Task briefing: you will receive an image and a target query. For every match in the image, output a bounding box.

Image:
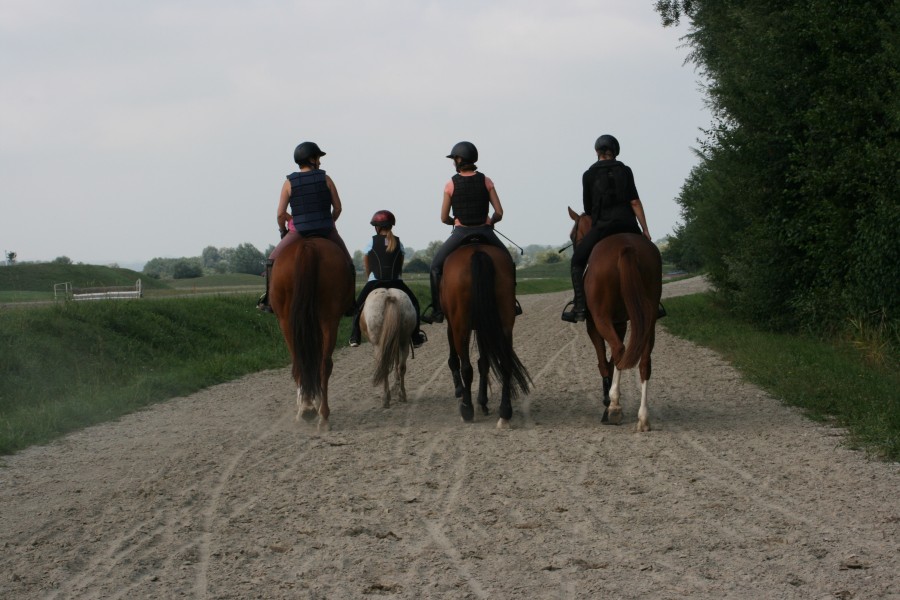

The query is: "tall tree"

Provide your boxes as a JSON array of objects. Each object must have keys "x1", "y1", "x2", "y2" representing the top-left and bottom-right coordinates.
[{"x1": 657, "y1": 0, "x2": 900, "y2": 334}]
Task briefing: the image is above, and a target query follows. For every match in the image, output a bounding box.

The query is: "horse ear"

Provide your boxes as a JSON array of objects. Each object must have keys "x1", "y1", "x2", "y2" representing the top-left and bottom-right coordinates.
[{"x1": 568, "y1": 206, "x2": 579, "y2": 221}]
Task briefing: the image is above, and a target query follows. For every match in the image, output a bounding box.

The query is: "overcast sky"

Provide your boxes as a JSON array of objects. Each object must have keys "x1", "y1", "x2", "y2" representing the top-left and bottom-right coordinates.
[{"x1": 1, "y1": 0, "x2": 709, "y2": 269}]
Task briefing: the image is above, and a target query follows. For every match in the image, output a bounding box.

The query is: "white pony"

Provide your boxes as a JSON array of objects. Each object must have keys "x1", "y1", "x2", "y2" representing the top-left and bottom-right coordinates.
[{"x1": 360, "y1": 287, "x2": 417, "y2": 407}]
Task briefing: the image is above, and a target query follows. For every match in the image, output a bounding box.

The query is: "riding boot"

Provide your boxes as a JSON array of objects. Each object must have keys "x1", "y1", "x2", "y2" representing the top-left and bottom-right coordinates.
[
  {"x1": 561, "y1": 265, "x2": 587, "y2": 323},
  {"x1": 257, "y1": 259, "x2": 274, "y2": 313},
  {"x1": 422, "y1": 271, "x2": 444, "y2": 324},
  {"x1": 349, "y1": 310, "x2": 362, "y2": 347},
  {"x1": 513, "y1": 263, "x2": 523, "y2": 316},
  {"x1": 343, "y1": 263, "x2": 357, "y2": 317}
]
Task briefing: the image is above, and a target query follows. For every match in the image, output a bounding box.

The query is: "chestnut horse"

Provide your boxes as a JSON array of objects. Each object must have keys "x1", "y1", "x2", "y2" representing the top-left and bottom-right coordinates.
[
  {"x1": 568, "y1": 207, "x2": 662, "y2": 432},
  {"x1": 360, "y1": 287, "x2": 417, "y2": 408},
  {"x1": 441, "y1": 241, "x2": 530, "y2": 428},
  {"x1": 269, "y1": 236, "x2": 354, "y2": 432}
]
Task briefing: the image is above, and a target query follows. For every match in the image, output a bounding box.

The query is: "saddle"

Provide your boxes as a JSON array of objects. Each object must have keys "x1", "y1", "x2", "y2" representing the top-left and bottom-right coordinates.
[{"x1": 457, "y1": 233, "x2": 492, "y2": 247}]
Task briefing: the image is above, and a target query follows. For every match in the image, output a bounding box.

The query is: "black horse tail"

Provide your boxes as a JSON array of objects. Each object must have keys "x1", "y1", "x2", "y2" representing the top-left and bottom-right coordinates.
[
  {"x1": 470, "y1": 250, "x2": 531, "y2": 399},
  {"x1": 618, "y1": 246, "x2": 654, "y2": 370},
  {"x1": 290, "y1": 240, "x2": 323, "y2": 397},
  {"x1": 373, "y1": 294, "x2": 403, "y2": 386}
]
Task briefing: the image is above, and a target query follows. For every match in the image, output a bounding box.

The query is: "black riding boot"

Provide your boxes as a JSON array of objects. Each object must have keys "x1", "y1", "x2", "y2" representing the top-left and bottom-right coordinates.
[
  {"x1": 257, "y1": 259, "x2": 274, "y2": 313},
  {"x1": 349, "y1": 310, "x2": 362, "y2": 347},
  {"x1": 561, "y1": 265, "x2": 587, "y2": 323},
  {"x1": 422, "y1": 271, "x2": 444, "y2": 324}
]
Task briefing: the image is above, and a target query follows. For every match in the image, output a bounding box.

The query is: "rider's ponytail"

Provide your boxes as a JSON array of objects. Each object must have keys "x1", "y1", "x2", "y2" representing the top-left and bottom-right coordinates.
[{"x1": 379, "y1": 227, "x2": 398, "y2": 253}]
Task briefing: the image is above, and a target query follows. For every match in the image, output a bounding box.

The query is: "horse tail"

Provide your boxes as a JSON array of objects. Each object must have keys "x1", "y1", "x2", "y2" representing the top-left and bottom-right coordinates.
[
  {"x1": 290, "y1": 240, "x2": 323, "y2": 397},
  {"x1": 618, "y1": 245, "x2": 654, "y2": 370},
  {"x1": 373, "y1": 295, "x2": 403, "y2": 386},
  {"x1": 470, "y1": 250, "x2": 531, "y2": 398}
]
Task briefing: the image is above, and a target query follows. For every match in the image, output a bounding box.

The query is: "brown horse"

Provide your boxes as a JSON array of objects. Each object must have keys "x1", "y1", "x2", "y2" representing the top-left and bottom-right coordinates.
[
  {"x1": 568, "y1": 207, "x2": 662, "y2": 432},
  {"x1": 441, "y1": 241, "x2": 531, "y2": 428},
  {"x1": 269, "y1": 236, "x2": 354, "y2": 432}
]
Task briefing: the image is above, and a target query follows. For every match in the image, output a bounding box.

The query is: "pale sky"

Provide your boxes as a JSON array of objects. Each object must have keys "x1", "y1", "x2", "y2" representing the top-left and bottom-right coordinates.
[{"x1": 1, "y1": 0, "x2": 709, "y2": 269}]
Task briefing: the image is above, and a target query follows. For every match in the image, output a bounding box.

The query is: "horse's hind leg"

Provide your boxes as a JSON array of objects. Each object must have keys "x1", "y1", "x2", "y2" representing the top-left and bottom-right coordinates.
[
  {"x1": 317, "y1": 358, "x2": 333, "y2": 432},
  {"x1": 497, "y1": 371, "x2": 512, "y2": 430},
  {"x1": 447, "y1": 329, "x2": 464, "y2": 399},
  {"x1": 382, "y1": 376, "x2": 392, "y2": 409},
  {"x1": 297, "y1": 387, "x2": 318, "y2": 422},
  {"x1": 477, "y1": 355, "x2": 490, "y2": 416},
  {"x1": 397, "y1": 349, "x2": 408, "y2": 403},
  {"x1": 607, "y1": 367, "x2": 623, "y2": 425},
  {"x1": 635, "y1": 335, "x2": 654, "y2": 432}
]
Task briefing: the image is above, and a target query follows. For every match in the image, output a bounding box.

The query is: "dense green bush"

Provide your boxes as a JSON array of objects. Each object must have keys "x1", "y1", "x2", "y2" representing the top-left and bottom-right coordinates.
[{"x1": 656, "y1": 1, "x2": 899, "y2": 348}]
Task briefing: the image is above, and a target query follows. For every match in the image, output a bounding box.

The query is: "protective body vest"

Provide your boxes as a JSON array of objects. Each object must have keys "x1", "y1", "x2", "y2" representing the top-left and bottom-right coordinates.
[
  {"x1": 450, "y1": 172, "x2": 490, "y2": 226},
  {"x1": 368, "y1": 235, "x2": 403, "y2": 280},
  {"x1": 584, "y1": 161, "x2": 634, "y2": 227},
  {"x1": 288, "y1": 169, "x2": 334, "y2": 233}
]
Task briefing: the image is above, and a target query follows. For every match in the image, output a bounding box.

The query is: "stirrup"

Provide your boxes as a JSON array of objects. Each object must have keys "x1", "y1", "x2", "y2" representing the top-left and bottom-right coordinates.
[
  {"x1": 256, "y1": 294, "x2": 273, "y2": 313},
  {"x1": 411, "y1": 330, "x2": 427, "y2": 348},
  {"x1": 561, "y1": 300, "x2": 586, "y2": 323},
  {"x1": 657, "y1": 303, "x2": 667, "y2": 319},
  {"x1": 515, "y1": 299, "x2": 523, "y2": 316}
]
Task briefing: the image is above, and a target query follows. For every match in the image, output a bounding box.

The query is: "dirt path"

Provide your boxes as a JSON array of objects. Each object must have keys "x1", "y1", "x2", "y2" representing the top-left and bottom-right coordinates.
[{"x1": 1, "y1": 277, "x2": 897, "y2": 599}]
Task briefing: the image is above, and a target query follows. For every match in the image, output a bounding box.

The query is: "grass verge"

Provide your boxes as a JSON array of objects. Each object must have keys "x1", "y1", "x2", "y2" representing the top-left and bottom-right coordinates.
[
  {"x1": 661, "y1": 293, "x2": 900, "y2": 461},
  {"x1": 0, "y1": 295, "x2": 358, "y2": 456}
]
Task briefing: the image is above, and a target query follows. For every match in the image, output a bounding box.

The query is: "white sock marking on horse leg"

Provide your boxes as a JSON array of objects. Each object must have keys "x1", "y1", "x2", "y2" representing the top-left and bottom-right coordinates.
[{"x1": 637, "y1": 379, "x2": 651, "y2": 432}]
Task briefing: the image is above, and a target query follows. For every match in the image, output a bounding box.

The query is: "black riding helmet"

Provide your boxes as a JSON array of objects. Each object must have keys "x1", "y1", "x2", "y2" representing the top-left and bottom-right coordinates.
[
  {"x1": 446, "y1": 141, "x2": 478, "y2": 164},
  {"x1": 594, "y1": 134, "x2": 620, "y2": 157},
  {"x1": 294, "y1": 141, "x2": 326, "y2": 166}
]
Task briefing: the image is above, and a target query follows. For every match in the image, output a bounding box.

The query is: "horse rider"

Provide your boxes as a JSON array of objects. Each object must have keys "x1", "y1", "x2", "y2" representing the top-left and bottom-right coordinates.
[
  {"x1": 561, "y1": 134, "x2": 654, "y2": 323},
  {"x1": 349, "y1": 210, "x2": 428, "y2": 348},
  {"x1": 421, "y1": 141, "x2": 521, "y2": 324},
  {"x1": 258, "y1": 141, "x2": 355, "y2": 313}
]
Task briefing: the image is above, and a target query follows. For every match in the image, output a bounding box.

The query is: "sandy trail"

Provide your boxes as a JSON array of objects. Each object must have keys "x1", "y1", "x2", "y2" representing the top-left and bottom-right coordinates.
[{"x1": 1, "y1": 277, "x2": 897, "y2": 599}]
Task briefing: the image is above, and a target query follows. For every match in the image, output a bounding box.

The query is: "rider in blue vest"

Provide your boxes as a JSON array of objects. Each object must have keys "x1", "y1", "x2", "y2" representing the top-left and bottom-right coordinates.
[
  {"x1": 421, "y1": 141, "x2": 521, "y2": 324},
  {"x1": 349, "y1": 210, "x2": 427, "y2": 348},
  {"x1": 258, "y1": 141, "x2": 354, "y2": 313}
]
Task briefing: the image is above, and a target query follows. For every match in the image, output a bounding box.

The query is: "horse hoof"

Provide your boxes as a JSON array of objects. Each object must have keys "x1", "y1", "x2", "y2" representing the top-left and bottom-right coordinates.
[
  {"x1": 635, "y1": 421, "x2": 651, "y2": 433},
  {"x1": 300, "y1": 408, "x2": 318, "y2": 422},
  {"x1": 455, "y1": 387, "x2": 464, "y2": 399},
  {"x1": 317, "y1": 419, "x2": 331, "y2": 433},
  {"x1": 606, "y1": 408, "x2": 623, "y2": 425},
  {"x1": 496, "y1": 418, "x2": 510, "y2": 430},
  {"x1": 480, "y1": 404, "x2": 490, "y2": 416},
  {"x1": 460, "y1": 404, "x2": 474, "y2": 422},
  {"x1": 601, "y1": 408, "x2": 609, "y2": 423}
]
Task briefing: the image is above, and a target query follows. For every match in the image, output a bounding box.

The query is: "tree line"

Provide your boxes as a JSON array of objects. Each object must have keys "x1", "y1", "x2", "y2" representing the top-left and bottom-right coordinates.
[
  {"x1": 142, "y1": 241, "x2": 573, "y2": 279},
  {"x1": 656, "y1": 1, "x2": 898, "y2": 343}
]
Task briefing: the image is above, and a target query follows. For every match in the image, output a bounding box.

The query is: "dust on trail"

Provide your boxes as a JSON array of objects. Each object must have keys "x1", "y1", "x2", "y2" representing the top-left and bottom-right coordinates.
[{"x1": 2, "y1": 277, "x2": 898, "y2": 599}]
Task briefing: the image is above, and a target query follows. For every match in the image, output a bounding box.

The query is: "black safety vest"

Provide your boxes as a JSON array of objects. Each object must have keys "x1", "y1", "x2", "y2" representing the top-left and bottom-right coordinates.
[
  {"x1": 450, "y1": 172, "x2": 490, "y2": 226},
  {"x1": 288, "y1": 169, "x2": 333, "y2": 233},
  {"x1": 585, "y1": 161, "x2": 634, "y2": 227},
  {"x1": 367, "y1": 235, "x2": 403, "y2": 280}
]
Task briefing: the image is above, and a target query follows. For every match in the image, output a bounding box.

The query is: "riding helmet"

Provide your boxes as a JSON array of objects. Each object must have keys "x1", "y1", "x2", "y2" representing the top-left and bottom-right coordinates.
[
  {"x1": 446, "y1": 141, "x2": 478, "y2": 163},
  {"x1": 370, "y1": 210, "x2": 396, "y2": 228},
  {"x1": 293, "y1": 141, "x2": 326, "y2": 165},
  {"x1": 594, "y1": 134, "x2": 620, "y2": 157}
]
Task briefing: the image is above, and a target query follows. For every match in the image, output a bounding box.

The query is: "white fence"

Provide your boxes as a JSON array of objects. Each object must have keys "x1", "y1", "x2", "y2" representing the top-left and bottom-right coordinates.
[{"x1": 54, "y1": 279, "x2": 143, "y2": 301}]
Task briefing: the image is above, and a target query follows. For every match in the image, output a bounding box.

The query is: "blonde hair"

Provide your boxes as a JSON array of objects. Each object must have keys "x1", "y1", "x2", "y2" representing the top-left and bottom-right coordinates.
[{"x1": 377, "y1": 227, "x2": 397, "y2": 253}]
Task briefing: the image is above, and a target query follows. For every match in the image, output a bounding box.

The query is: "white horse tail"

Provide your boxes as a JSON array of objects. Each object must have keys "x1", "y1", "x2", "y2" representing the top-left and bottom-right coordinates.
[{"x1": 373, "y1": 295, "x2": 403, "y2": 386}]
